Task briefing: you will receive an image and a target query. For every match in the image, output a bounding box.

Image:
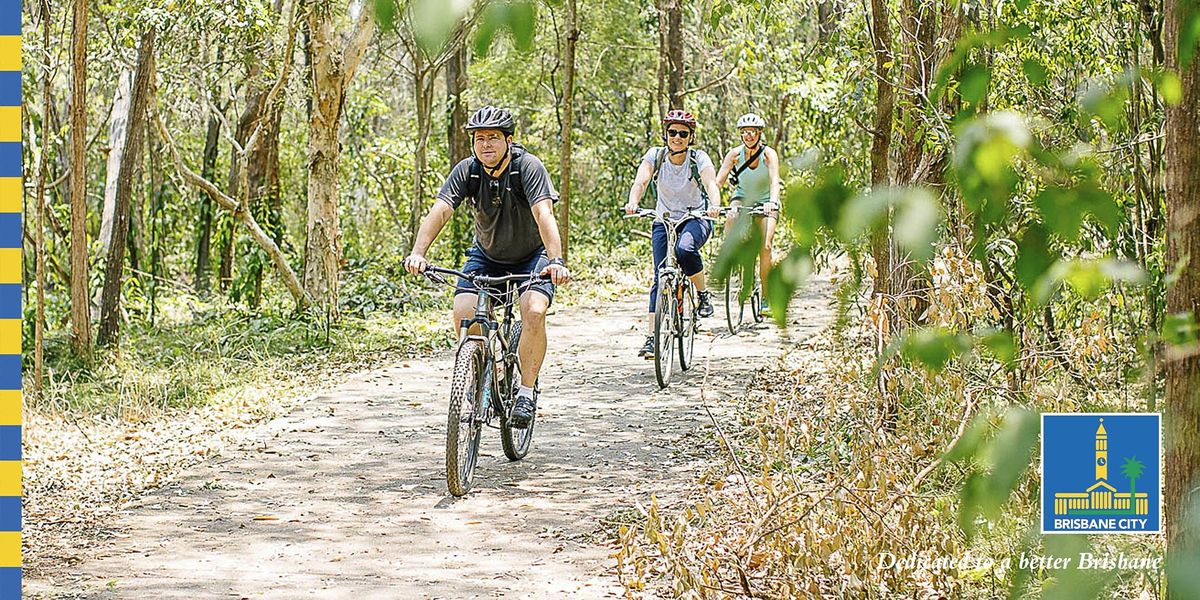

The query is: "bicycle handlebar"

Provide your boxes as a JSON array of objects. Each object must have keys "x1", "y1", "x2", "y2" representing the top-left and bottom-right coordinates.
[
  {"x1": 622, "y1": 208, "x2": 717, "y2": 223},
  {"x1": 423, "y1": 265, "x2": 549, "y2": 287},
  {"x1": 719, "y1": 204, "x2": 776, "y2": 217}
]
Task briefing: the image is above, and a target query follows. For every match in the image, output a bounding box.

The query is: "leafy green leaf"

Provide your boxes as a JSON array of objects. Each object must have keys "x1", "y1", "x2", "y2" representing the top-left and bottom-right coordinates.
[
  {"x1": 959, "y1": 63, "x2": 991, "y2": 106},
  {"x1": 413, "y1": 0, "x2": 473, "y2": 54},
  {"x1": 765, "y1": 249, "x2": 812, "y2": 326},
  {"x1": 1014, "y1": 223, "x2": 1055, "y2": 289},
  {"x1": 712, "y1": 210, "x2": 763, "y2": 285},
  {"x1": 892, "y1": 187, "x2": 942, "y2": 262},
  {"x1": 1022, "y1": 58, "x2": 1047, "y2": 86},
  {"x1": 373, "y1": 0, "x2": 397, "y2": 32},
  {"x1": 783, "y1": 166, "x2": 851, "y2": 250},
  {"x1": 956, "y1": 408, "x2": 1038, "y2": 539},
  {"x1": 976, "y1": 328, "x2": 1016, "y2": 368},
  {"x1": 1034, "y1": 258, "x2": 1146, "y2": 305},
  {"x1": 900, "y1": 327, "x2": 973, "y2": 373},
  {"x1": 1081, "y1": 79, "x2": 1129, "y2": 131},
  {"x1": 473, "y1": 0, "x2": 537, "y2": 56}
]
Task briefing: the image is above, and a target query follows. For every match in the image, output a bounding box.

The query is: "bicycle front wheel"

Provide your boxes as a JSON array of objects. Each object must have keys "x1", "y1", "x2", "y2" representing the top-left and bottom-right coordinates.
[
  {"x1": 752, "y1": 277, "x2": 765, "y2": 324},
  {"x1": 724, "y1": 265, "x2": 744, "y2": 335},
  {"x1": 678, "y1": 282, "x2": 696, "y2": 371},
  {"x1": 446, "y1": 340, "x2": 487, "y2": 497},
  {"x1": 654, "y1": 281, "x2": 676, "y2": 389},
  {"x1": 500, "y1": 321, "x2": 535, "y2": 460}
]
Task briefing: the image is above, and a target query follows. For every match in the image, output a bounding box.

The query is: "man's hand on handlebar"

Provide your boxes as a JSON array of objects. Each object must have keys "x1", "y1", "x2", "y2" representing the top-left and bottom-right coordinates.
[
  {"x1": 403, "y1": 254, "x2": 429, "y2": 275},
  {"x1": 539, "y1": 262, "x2": 571, "y2": 285},
  {"x1": 623, "y1": 201, "x2": 640, "y2": 215}
]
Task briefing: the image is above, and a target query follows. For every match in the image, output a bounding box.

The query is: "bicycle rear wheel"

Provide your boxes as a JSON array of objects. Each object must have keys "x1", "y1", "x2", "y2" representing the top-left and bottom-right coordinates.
[
  {"x1": 654, "y1": 281, "x2": 675, "y2": 389},
  {"x1": 500, "y1": 321, "x2": 535, "y2": 460},
  {"x1": 678, "y1": 282, "x2": 696, "y2": 371},
  {"x1": 724, "y1": 265, "x2": 744, "y2": 334},
  {"x1": 446, "y1": 340, "x2": 487, "y2": 497}
]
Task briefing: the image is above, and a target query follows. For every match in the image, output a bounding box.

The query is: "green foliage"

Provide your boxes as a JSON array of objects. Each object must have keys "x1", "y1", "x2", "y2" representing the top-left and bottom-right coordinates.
[{"x1": 945, "y1": 408, "x2": 1039, "y2": 539}]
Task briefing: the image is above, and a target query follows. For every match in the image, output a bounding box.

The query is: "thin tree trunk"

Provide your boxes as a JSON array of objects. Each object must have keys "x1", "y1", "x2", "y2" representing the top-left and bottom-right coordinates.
[
  {"x1": 68, "y1": 0, "x2": 92, "y2": 357},
  {"x1": 218, "y1": 218, "x2": 235, "y2": 290},
  {"x1": 194, "y1": 109, "x2": 220, "y2": 292},
  {"x1": 1164, "y1": 0, "x2": 1200, "y2": 593},
  {"x1": 868, "y1": 0, "x2": 894, "y2": 298},
  {"x1": 99, "y1": 69, "x2": 132, "y2": 255},
  {"x1": 34, "y1": 0, "x2": 52, "y2": 392},
  {"x1": 818, "y1": 1, "x2": 840, "y2": 43},
  {"x1": 665, "y1": 0, "x2": 684, "y2": 109},
  {"x1": 304, "y1": 3, "x2": 374, "y2": 314},
  {"x1": 409, "y1": 51, "x2": 431, "y2": 248},
  {"x1": 558, "y1": 0, "x2": 578, "y2": 262},
  {"x1": 97, "y1": 30, "x2": 155, "y2": 347},
  {"x1": 445, "y1": 40, "x2": 470, "y2": 264}
]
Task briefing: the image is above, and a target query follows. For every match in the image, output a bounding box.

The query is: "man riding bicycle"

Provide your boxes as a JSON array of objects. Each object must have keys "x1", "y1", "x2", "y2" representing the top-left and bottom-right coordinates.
[
  {"x1": 404, "y1": 106, "x2": 570, "y2": 428},
  {"x1": 715, "y1": 113, "x2": 781, "y2": 315},
  {"x1": 624, "y1": 109, "x2": 723, "y2": 359}
]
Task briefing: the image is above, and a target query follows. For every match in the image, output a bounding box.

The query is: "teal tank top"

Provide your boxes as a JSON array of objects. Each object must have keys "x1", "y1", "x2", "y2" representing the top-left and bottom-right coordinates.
[{"x1": 732, "y1": 145, "x2": 772, "y2": 205}]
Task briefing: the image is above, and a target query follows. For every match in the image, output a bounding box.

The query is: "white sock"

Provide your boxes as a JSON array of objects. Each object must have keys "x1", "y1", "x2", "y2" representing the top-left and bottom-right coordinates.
[{"x1": 518, "y1": 385, "x2": 535, "y2": 400}]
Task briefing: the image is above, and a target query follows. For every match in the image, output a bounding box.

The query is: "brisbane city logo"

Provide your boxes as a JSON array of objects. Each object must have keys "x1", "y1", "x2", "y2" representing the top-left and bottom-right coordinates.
[{"x1": 1041, "y1": 413, "x2": 1161, "y2": 534}]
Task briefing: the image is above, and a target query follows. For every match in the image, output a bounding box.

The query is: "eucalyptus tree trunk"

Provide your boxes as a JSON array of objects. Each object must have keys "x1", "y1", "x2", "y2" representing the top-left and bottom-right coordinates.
[
  {"x1": 194, "y1": 109, "x2": 220, "y2": 292},
  {"x1": 99, "y1": 69, "x2": 132, "y2": 255},
  {"x1": 304, "y1": 2, "x2": 374, "y2": 315},
  {"x1": 445, "y1": 40, "x2": 471, "y2": 264},
  {"x1": 868, "y1": 0, "x2": 894, "y2": 298},
  {"x1": 33, "y1": 0, "x2": 52, "y2": 391},
  {"x1": 558, "y1": 0, "x2": 578, "y2": 262},
  {"x1": 97, "y1": 30, "x2": 155, "y2": 347},
  {"x1": 68, "y1": 0, "x2": 92, "y2": 356},
  {"x1": 1163, "y1": 1, "x2": 1200, "y2": 595}
]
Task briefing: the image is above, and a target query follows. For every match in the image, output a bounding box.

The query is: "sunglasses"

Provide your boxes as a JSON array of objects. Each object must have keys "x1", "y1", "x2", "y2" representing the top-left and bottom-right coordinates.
[{"x1": 666, "y1": 129, "x2": 691, "y2": 139}]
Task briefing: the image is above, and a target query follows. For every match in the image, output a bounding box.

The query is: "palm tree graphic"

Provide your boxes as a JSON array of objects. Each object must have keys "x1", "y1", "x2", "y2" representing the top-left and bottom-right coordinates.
[{"x1": 1122, "y1": 456, "x2": 1146, "y2": 508}]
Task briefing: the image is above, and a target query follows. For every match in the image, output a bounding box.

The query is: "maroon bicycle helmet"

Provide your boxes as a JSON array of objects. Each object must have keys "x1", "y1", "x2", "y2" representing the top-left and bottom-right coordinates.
[{"x1": 662, "y1": 109, "x2": 698, "y2": 132}]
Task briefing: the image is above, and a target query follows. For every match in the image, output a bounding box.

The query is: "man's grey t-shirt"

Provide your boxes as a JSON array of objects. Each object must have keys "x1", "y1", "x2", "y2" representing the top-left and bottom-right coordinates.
[
  {"x1": 642, "y1": 147, "x2": 714, "y2": 217},
  {"x1": 437, "y1": 150, "x2": 559, "y2": 265}
]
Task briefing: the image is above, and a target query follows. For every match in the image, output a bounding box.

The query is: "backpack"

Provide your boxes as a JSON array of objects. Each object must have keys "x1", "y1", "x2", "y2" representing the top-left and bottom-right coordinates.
[
  {"x1": 462, "y1": 142, "x2": 527, "y2": 205},
  {"x1": 647, "y1": 146, "x2": 709, "y2": 208}
]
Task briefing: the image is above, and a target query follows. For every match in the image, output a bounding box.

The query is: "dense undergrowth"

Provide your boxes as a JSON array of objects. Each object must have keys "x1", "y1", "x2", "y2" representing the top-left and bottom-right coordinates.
[{"x1": 616, "y1": 250, "x2": 1165, "y2": 599}]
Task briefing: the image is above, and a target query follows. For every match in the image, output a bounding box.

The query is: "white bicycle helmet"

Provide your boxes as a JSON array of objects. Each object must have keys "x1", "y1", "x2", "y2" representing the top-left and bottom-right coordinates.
[{"x1": 736, "y1": 113, "x2": 766, "y2": 129}]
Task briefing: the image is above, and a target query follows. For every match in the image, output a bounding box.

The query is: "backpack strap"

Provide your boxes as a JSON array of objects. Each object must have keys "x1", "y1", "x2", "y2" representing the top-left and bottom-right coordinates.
[
  {"x1": 690, "y1": 149, "x2": 709, "y2": 208},
  {"x1": 729, "y1": 145, "x2": 765, "y2": 186},
  {"x1": 462, "y1": 142, "x2": 526, "y2": 203},
  {"x1": 464, "y1": 157, "x2": 483, "y2": 200}
]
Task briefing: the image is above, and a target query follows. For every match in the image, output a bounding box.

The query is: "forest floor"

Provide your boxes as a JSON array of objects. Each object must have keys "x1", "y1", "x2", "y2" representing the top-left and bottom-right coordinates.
[{"x1": 24, "y1": 274, "x2": 835, "y2": 599}]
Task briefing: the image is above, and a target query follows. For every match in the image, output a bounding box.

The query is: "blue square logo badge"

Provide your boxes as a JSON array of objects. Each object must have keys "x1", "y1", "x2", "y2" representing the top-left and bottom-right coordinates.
[{"x1": 1041, "y1": 413, "x2": 1161, "y2": 534}]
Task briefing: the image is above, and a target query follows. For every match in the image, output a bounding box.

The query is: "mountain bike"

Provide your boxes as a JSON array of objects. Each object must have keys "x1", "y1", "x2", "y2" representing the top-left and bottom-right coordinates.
[
  {"x1": 422, "y1": 265, "x2": 546, "y2": 497},
  {"x1": 627, "y1": 208, "x2": 715, "y2": 389},
  {"x1": 720, "y1": 204, "x2": 771, "y2": 334}
]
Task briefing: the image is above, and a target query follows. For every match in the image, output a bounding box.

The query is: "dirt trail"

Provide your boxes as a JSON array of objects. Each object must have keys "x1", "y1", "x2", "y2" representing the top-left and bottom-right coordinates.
[{"x1": 28, "y1": 275, "x2": 834, "y2": 599}]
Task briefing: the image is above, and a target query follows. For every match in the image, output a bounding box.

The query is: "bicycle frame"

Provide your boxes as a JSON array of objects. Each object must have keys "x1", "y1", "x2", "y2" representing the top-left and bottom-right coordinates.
[{"x1": 426, "y1": 267, "x2": 537, "y2": 425}]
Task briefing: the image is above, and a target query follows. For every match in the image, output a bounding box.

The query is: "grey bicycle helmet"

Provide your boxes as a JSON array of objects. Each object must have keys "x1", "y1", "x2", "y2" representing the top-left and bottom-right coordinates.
[
  {"x1": 466, "y1": 106, "x2": 515, "y2": 135},
  {"x1": 737, "y1": 113, "x2": 766, "y2": 129}
]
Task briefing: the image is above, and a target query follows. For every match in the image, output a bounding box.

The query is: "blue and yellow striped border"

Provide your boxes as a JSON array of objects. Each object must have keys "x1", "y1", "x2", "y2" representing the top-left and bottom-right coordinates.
[{"x1": 0, "y1": 0, "x2": 19, "y2": 595}]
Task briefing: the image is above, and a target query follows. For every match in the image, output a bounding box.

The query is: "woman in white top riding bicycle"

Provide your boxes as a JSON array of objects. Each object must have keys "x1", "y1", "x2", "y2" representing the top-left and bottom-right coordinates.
[
  {"x1": 624, "y1": 109, "x2": 723, "y2": 359},
  {"x1": 715, "y1": 112, "x2": 781, "y2": 316}
]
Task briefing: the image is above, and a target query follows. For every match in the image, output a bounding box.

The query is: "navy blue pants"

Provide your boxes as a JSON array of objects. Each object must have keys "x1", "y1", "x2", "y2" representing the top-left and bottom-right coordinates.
[{"x1": 648, "y1": 219, "x2": 712, "y2": 312}]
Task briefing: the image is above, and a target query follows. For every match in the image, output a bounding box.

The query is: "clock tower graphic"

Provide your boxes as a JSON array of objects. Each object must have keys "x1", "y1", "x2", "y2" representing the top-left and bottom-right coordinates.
[{"x1": 1053, "y1": 418, "x2": 1148, "y2": 516}]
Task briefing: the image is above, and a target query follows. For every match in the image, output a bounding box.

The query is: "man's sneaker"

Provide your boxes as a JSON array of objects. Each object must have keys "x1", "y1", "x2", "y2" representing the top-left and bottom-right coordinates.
[
  {"x1": 760, "y1": 298, "x2": 770, "y2": 315},
  {"x1": 698, "y1": 291, "x2": 715, "y2": 317},
  {"x1": 638, "y1": 335, "x2": 655, "y2": 359},
  {"x1": 510, "y1": 393, "x2": 536, "y2": 429}
]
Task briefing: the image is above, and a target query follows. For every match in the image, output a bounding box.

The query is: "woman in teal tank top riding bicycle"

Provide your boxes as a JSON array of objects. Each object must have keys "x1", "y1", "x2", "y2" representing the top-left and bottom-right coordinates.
[{"x1": 715, "y1": 113, "x2": 781, "y2": 315}]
